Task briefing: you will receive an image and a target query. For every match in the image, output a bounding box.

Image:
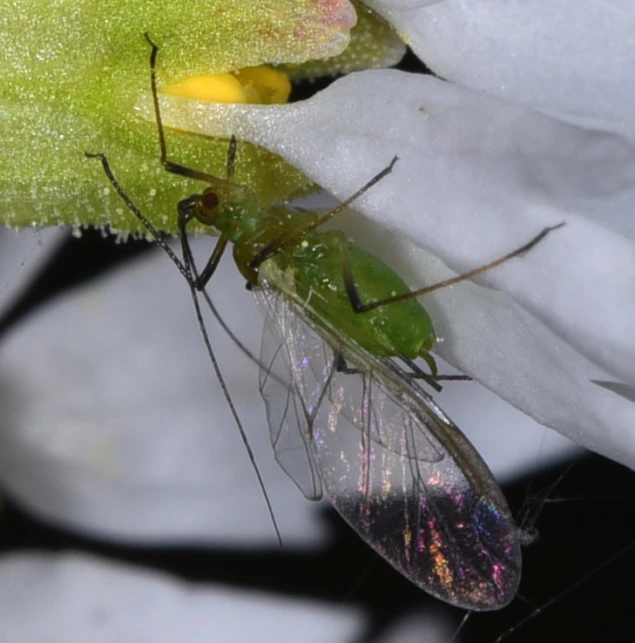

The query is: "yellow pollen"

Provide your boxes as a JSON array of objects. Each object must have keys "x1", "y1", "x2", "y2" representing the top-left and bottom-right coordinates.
[{"x1": 162, "y1": 66, "x2": 291, "y2": 105}]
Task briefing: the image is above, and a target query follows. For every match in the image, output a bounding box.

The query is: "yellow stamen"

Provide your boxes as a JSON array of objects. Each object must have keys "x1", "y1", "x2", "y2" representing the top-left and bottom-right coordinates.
[
  {"x1": 234, "y1": 66, "x2": 291, "y2": 104},
  {"x1": 162, "y1": 66, "x2": 291, "y2": 105},
  {"x1": 162, "y1": 74, "x2": 247, "y2": 103}
]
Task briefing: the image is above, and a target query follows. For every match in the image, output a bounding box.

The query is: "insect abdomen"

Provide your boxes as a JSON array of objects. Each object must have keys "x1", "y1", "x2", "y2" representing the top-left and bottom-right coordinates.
[{"x1": 282, "y1": 231, "x2": 436, "y2": 359}]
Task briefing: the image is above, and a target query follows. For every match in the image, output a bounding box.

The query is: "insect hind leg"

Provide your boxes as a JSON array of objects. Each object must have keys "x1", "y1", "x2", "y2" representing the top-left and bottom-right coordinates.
[
  {"x1": 334, "y1": 352, "x2": 362, "y2": 375},
  {"x1": 343, "y1": 221, "x2": 565, "y2": 313}
]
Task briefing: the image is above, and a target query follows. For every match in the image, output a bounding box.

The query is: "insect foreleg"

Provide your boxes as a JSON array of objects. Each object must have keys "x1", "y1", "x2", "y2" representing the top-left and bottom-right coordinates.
[
  {"x1": 175, "y1": 196, "x2": 229, "y2": 290},
  {"x1": 192, "y1": 233, "x2": 229, "y2": 290},
  {"x1": 226, "y1": 135, "x2": 237, "y2": 181},
  {"x1": 145, "y1": 33, "x2": 237, "y2": 187}
]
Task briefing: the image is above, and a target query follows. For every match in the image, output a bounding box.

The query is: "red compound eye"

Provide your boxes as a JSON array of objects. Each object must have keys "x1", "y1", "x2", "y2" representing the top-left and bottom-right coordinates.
[{"x1": 202, "y1": 192, "x2": 219, "y2": 210}]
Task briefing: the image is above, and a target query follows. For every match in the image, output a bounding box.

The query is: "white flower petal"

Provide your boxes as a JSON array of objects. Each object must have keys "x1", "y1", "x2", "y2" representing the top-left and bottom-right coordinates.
[
  {"x1": 377, "y1": 612, "x2": 455, "y2": 643},
  {"x1": 1, "y1": 7, "x2": 627, "y2": 636},
  {"x1": 152, "y1": 69, "x2": 635, "y2": 468},
  {"x1": 0, "y1": 240, "x2": 326, "y2": 546},
  {"x1": 0, "y1": 552, "x2": 367, "y2": 643},
  {"x1": 365, "y1": 0, "x2": 635, "y2": 135}
]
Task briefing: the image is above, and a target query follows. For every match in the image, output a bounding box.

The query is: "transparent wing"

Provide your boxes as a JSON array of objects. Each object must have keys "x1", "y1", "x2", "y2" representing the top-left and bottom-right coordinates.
[
  {"x1": 257, "y1": 285, "x2": 323, "y2": 500},
  {"x1": 259, "y1": 288, "x2": 443, "y2": 464},
  {"x1": 255, "y1": 280, "x2": 521, "y2": 611}
]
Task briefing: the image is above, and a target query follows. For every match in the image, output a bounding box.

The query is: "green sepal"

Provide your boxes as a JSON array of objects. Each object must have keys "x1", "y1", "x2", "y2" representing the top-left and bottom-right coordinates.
[{"x1": 1, "y1": 0, "x2": 356, "y2": 233}]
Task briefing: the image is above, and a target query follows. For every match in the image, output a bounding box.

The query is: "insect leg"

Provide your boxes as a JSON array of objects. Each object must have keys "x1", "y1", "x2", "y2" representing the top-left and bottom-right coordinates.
[
  {"x1": 400, "y1": 353, "x2": 472, "y2": 385},
  {"x1": 144, "y1": 33, "x2": 237, "y2": 188},
  {"x1": 334, "y1": 352, "x2": 361, "y2": 375},
  {"x1": 331, "y1": 233, "x2": 470, "y2": 388},
  {"x1": 346, "y1": 223, "x2": 565, "y2": 313},
  {"x1": 226, "y1": 135, "x2": 237, "y2": 181},
  {"x1": 142, "y1": 32, "x2": 236, "y2": 288},
  {"x1": 179, "y1": 244, "x2": 284, "y2": 546},
  {"x1": 175, "y1": 196, "x2": 229, "y2": 290},
  {"x1": 248, "y1": 157, "x2": 399, "y2": 269},
  {"x1": 143, "y1": 32, "x2": 271, "y2": 367}
]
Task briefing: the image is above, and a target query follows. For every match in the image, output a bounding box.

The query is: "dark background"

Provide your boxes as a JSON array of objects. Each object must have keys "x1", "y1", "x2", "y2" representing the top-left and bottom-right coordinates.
[{"x1": 0, "y1": 49, "x2": 633, "y2": 643}]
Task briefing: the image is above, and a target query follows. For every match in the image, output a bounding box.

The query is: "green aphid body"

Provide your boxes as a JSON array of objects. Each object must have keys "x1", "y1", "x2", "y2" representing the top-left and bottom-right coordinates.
[
  {"x1": 282, "y1": 230, "x2": 435, "y2": 359},
  {"x1": 213, "y1": 198, "x2": 436, "y2": 360}
]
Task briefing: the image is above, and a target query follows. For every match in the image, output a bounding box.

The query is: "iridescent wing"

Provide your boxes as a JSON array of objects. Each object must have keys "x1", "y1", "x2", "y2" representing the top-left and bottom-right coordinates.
[
  {"x1": 255, "y1": 279, "x2": 522, "y2": 610},
  {"x1": 258, "y1": 290, "x2": 324, "y2": 500}
]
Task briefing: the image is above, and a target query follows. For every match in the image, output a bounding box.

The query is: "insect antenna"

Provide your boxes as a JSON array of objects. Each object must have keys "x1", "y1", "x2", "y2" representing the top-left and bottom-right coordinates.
[
  {"x1": 85, "y1": 152, "x2": 283, "y2": 546},
  {"x1": 83, "y1": 30, "x2": 286, "y2": 545},
  {"x1": 87, "y1": 149, "x2": 277, "y2": 387},
  {"x1": 248, "y1": 156, "x2": 399, "y2": 269},
  {"x1": 143, "y1": 34, "x2": 288, "y2": 391}
]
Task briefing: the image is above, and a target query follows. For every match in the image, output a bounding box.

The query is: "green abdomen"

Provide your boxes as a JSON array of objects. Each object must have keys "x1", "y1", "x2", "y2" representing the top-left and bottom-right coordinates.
[{"x1": 279, "y1": 231, "x2": 436, "y2": 359}]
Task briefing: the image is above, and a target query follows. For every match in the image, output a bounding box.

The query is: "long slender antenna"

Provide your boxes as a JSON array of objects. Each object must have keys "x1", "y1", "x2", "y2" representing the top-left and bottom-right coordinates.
[
  {"x1": 249, "y1": 156, "x2": 399, "y2": 269},
  {"x1": 179, "y1": 217, "x2": 283, "y2": 546},
  {"x1": 86, "y1": 153, "x2": 277, "y2": 379},
  {"x1": 84, "y1": 152, "x2": 189, "y2": 281},
  {"x1": 85, "y1": 151, "x2": 283, "y2": 545},
  {"x1": 144, "y1": 33, "x2": 282, "y2": 544}
]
